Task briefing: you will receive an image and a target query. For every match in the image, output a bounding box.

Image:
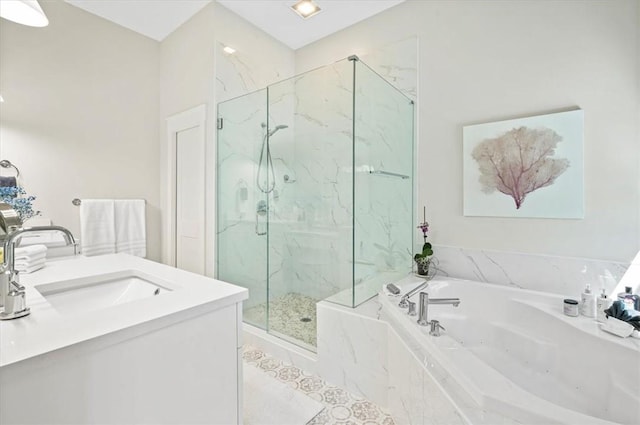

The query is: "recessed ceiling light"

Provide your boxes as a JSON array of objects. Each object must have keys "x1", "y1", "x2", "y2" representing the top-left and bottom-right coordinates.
[
  {"x1": 223, "y1": 46, "x2": 236, "y2": 54},
  {"x1": 291, "y1": 0, "x2": 321, "y2": 19}
]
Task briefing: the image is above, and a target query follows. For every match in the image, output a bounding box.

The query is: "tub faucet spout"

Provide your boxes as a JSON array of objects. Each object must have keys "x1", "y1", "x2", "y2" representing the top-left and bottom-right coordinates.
[{"x1": 417, "y1": 292, "x2": 461, "y2": 327}]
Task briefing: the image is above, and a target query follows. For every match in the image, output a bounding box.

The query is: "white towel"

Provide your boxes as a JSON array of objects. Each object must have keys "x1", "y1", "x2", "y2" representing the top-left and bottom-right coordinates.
[
  {"x1": 15, "y1": 261, "x2": 45, "y2": 274},
  {"x1": 114, "y1": 200, "x2": 146, "y2": 258},
  {"x1": 80, "y1": 200, "x2": 116, "y2": 257},
  {"x1": 15, "y1": 257, "x2": 45, "y2": 268},
  {"x1": 15, "y1": 252, "x2": 46, "y2": 263},
  {"x1": 14, "y1": 245, "x2": 47, "y2": 261}
]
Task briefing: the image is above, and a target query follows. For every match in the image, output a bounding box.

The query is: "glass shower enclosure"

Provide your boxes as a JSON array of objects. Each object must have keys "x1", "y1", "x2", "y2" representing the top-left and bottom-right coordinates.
[{"x1": 216, "y1": 56, "x2": 414, "y2": 351}]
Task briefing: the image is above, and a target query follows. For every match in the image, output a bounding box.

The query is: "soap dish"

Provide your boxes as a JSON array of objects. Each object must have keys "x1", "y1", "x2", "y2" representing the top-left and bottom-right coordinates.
[{"x1": 600, "y1": 317, "x2": 634, "y2": 338}]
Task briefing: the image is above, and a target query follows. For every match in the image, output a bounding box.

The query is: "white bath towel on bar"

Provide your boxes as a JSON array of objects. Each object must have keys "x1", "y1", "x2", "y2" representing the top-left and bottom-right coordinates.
[
  {"x1": 80, "y1": 199, "x2": 116, "y2": 257},
  {"x1": 114, "y1": 199, "x2": 146, "y2": 258}
]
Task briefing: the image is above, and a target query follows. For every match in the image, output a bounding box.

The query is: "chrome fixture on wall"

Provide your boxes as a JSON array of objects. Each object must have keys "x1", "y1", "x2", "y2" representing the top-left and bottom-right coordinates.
[
  {"x1": 256, "y1": 123, "x2": 288, "y2": 193},
  {"x1": 255, "y1": 200, "x2": 268, "y2": 236}
]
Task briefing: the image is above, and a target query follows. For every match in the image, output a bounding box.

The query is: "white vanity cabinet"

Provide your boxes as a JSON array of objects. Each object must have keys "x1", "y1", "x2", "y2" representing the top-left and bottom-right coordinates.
[{"x1": 0, "y1": 254, "x2": 247, "y2": 424}]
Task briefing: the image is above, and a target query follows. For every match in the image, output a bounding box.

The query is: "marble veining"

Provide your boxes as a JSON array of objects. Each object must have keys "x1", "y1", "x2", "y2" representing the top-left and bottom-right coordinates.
[{"x1": 434, "y1": 245, "x2": 629, "y2": 297}]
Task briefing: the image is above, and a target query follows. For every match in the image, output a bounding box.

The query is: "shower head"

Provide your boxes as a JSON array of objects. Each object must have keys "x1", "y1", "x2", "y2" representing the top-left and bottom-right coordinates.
[{"x1": 268, "y1": 124, "x2": 288, "y2": 137}]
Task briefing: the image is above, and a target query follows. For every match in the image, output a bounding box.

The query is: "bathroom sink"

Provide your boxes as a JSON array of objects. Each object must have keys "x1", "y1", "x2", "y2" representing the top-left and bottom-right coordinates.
[{"x1": 35, "y1": 270, "x2": 172, "y2": 315}]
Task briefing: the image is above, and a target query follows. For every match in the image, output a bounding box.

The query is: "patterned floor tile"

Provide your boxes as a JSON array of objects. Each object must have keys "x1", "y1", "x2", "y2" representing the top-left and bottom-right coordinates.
[{"x1": 243, "y1": 345, "x2": 395, "y2": 425}]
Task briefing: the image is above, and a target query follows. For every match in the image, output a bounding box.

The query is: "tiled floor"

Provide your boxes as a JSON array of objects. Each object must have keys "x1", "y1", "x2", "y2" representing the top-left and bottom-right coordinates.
[
  {"x1": 243, "y1": 345, "x2": 396, "y2": 425},
  {"x1": 243, "y1": 293, "x2": 319, "y2": 348}
]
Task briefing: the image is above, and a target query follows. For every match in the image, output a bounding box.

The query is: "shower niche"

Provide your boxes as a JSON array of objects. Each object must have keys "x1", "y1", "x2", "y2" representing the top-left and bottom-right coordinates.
[{"x1": 216, "y1": 56, "x2": 414, "y2": 351}]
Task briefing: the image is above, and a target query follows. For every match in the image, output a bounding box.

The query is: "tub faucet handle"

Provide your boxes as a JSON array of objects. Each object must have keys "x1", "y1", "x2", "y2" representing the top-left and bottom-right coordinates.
[
  {"x1": 429, "y1": 320, "x2": 445, "y2": 337},
  {"x1": 407, "y1": 301, "x2": 417, "y2": 316}
]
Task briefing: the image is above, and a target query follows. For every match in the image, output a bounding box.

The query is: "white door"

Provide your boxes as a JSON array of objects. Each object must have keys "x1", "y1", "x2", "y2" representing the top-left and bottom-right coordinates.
[{"x1": 175, "y1": 125, "x2": 205, "y2": 274}]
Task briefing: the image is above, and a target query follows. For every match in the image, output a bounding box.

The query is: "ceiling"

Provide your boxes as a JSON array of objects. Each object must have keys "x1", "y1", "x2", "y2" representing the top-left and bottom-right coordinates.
[
  {"x1": 64, "y1": 0, "x2": 405, "y2": 49},
  {"x1": 65, "y1": 1, "x2": 211, "y2": 42}
]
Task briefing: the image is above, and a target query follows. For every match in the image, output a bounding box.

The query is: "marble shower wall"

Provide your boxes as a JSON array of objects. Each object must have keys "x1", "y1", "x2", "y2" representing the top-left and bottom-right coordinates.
[
  {"x1": 281, "y1": 59, "x2": 355, "y2": 302},
  {"x1": 216, "y1": 42, "x2": 291, "y2": 104},
  {"x1": 268, "y1": 55, "x2": 416, "y2": 306}
]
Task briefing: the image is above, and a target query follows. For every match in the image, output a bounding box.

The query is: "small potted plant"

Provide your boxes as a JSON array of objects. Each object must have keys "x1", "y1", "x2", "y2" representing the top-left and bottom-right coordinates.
[
  {"x1": 414, "y1": 207, "x2": 433, "y2": 276},
  {"x1": 0, "y1": 186, "x2": 40, "y2": 224}
]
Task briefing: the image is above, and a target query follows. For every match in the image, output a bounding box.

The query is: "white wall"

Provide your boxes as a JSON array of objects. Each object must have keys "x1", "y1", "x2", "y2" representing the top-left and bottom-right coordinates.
[
  {"x1": 159, "y1": 1, "x2": 294, "y2": 275},
  {"x1": 0, "y1": 1, "x2": 161, "y2": 260},
  {"x1": 295, "y1": 0, "x2": 640, "y2": 264}
]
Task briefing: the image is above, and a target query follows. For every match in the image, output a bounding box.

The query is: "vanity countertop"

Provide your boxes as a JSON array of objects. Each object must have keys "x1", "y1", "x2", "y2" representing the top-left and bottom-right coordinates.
[{"x1": 0, "y1": 254, "x2": 248, "y2": 367}]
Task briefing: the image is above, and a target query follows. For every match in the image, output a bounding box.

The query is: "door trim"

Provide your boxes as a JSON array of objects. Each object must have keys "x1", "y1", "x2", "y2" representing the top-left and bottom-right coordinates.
[{"x1": 164, "y1": 104, "x2": 206, "y2": 267}]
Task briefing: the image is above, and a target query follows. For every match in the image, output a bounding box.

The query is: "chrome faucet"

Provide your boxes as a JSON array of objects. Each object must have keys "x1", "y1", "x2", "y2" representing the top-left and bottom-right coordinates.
[
  {"x1": 417, "y1": 292, "x2": 460, "y2": 328},
  {"x1": 0, "y1": 226, "x2": 77, "y2": 320}
]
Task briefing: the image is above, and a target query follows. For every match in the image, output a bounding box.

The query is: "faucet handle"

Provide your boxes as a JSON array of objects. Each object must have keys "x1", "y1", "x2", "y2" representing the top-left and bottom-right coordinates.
[
  {"x1": 0, "y1": 289, "x2": 30, "y2": 320},
  {"x1": 5, "y1": 289, "x2": 25, "y2": 314},
  {"x1": 10, "y1": 279, "x2": 24, "y2": 291},
  {"x1": 429, "y1": 320, "x2": 445, "y2": 337},
  {"x1": 407, "y1": 301, "x2": 417, "y2": 316}
]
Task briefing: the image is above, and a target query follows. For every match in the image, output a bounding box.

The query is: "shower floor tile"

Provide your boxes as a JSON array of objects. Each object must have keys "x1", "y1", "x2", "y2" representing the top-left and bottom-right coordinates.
[
  {"x1": 244, "y1": 292, "x2": 318, "y2": 348},
  {"x1": 243, "y1": 345, "x2": 396, "y2": 425}
]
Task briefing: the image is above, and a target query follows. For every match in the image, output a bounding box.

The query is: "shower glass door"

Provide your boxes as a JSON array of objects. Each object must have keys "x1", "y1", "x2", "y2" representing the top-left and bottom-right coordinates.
[
  {"x1": 264, "y1": 59, "x2": 355, "y2": 350},
  {"x1": 216, "y1": 89, "x2": 269, "y2": 329}
]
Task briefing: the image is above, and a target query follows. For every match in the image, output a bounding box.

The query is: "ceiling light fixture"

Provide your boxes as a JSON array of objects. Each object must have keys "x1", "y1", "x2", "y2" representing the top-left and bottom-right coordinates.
[
  {"x1": 223, "y1": 45, "x2": 236, "y2": 54},
  {"x1": 0, "y1": 0, "x2": 49, "y2": 27},
  {"x1": 290, "y1": 0, "x2": 321, "y2": 19}
]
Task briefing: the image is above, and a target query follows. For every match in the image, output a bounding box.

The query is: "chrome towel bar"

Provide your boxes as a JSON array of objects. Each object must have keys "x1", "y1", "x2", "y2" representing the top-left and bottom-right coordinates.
[{"x1": 369, "y1": 170, "x2": 410, "y2": 180}]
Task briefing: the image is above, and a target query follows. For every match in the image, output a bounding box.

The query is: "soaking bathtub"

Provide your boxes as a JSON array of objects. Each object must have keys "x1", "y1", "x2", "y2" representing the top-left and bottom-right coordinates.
[{"x1": 379, "y1": 277, "x2": 640, "y2": 425}]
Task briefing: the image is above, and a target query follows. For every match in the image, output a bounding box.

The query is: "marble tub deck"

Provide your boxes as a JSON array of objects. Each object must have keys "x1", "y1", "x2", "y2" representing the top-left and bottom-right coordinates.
[{"x1": 243, "y1": 345, "x2": 395, "y2": 425}]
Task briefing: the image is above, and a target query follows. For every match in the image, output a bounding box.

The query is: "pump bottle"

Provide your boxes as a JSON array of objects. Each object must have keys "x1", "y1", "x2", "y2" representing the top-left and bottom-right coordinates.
[
  {"x1": 596, "y1": 288, "x2": 612, "y2": 322},
  {"x1": 580, "y1": 284, "x2": 597, "y2": 318}
]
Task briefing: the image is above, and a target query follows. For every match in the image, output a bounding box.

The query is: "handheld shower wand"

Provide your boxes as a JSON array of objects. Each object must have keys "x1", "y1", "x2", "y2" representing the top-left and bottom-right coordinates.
[{"x1": 257, "y1": 123, "x2": 288, "y2": 193}]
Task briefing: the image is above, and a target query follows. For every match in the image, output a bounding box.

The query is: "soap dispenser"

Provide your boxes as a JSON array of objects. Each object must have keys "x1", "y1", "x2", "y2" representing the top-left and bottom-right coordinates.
[
  {"x1": 596, "y1": 288, "x2": 612, "y2": 322},
  {"x1": 580, "y1": 284, "x2": 596, "y2": 318}
]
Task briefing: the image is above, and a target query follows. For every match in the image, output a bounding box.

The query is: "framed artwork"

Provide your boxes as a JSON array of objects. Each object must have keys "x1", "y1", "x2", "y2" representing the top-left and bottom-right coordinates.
[{"x1": 463, "y1": 109, "x2": 584, "y2": 218}]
